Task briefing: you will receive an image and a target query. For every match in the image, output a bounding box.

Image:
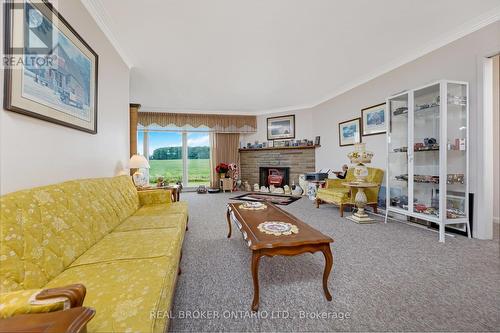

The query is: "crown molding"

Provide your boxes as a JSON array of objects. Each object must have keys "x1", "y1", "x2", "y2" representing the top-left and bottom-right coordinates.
[
  {"x1": 139, "y1": 106, "x2": 259, "y2": 116},
  {"x1": 294, "y1": 4, "x2": 500, "y2": 114},
  {"x1": 81, "y1": 0, "x2": 133, "y2": 68}
]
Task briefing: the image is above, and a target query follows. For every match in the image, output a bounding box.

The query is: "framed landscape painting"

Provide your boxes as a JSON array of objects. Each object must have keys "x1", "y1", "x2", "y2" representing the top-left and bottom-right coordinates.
[
  {"x1": 338, "y1": 118, "x2": 361, "y2": 146},
  {"x1": 361, "y1": 102, "x2": 386, "y2": 136},
  {"x1": 267, "y1": 115, "x2": 295, "y2": 140},
  {"x1": 4, "y1": 0, "x2": 98, "y2": 133}
]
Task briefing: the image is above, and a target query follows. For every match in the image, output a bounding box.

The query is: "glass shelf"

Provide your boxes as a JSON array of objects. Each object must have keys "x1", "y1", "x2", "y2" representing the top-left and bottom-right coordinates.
[{"x1": 386, "y1": 80, "x2": 470, "y2": 241}]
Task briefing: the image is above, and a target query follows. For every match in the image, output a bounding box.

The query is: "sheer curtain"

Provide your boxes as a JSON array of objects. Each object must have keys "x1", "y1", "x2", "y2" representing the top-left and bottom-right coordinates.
[{"x1": 210, "y1": 133, "x2": 240, "y2": 188}]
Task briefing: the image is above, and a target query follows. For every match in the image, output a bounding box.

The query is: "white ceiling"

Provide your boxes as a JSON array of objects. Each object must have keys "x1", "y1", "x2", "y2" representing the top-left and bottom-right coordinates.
[{"x1": 84, "y1": 0, "x2": 500, "y2": 114}]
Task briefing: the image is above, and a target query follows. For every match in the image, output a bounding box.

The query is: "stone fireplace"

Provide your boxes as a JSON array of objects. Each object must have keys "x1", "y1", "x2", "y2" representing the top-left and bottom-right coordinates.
[{"x1": 239, "y1": 146, "x2": 316, "y2": 187}]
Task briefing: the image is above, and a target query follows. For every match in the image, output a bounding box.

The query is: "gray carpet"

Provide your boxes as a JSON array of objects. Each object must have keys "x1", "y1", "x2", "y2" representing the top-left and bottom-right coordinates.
[{"x1": 170, "y1": 192, "x2": 500, "y2": 332}]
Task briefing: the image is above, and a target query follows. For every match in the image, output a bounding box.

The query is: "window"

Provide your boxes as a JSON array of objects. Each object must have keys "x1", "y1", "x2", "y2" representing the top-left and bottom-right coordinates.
[
  {"x1": 138, "y1": 131, "x2": 211, "y2": 187},
  {"x1": 187, "y1": 133, "x2": 210, "y2": 186}
]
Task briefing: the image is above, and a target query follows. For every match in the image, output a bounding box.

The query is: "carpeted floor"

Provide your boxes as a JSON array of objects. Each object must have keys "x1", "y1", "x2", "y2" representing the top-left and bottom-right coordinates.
[{"x1": 169, "y1": 192, "x2": 500, "y2": 332}]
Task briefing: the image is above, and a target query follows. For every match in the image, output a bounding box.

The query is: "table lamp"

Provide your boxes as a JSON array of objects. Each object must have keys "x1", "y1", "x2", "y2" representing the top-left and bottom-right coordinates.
[{"x1": 129, "y1": 155, "x2": 150, "y2": 187}]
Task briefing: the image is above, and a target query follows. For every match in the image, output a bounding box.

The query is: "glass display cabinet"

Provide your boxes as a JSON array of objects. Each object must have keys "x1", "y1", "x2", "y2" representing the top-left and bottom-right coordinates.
[{"x1": 385, "y1": 80, "x2": 470, "y2": 242}]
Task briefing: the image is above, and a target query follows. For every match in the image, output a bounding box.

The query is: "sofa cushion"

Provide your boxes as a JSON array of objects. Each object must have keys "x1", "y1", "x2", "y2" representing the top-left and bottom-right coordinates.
[
  {"x1": 70, "y1": 229, "x2": 184, "y2": 268},
  {"x1": 114, "y1": 213, "x2": 187, "y2": 232},
  {"x1": 134, "y1": 201, "x2": 188, "y2": 217},
  {"x1": 44, "y1": 257, "x2": 178, "y2": 333}
]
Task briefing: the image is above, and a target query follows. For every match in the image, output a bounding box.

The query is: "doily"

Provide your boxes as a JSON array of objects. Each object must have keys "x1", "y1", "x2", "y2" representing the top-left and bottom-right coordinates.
[
  {"x1": 239, "y1": 202, "x2": 267, "y2": 210},
  {"x1": 257, "y1": 221, "x2": 299, "y2": 236}
]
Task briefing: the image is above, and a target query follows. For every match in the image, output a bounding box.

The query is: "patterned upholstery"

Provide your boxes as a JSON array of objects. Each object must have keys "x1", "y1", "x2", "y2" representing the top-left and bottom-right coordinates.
[
  {"x1": 316, "y1": 167, "x2": 384, "y2": 215},
  {"x1": 0, "y1": 175, "x2": 187, "y2": 332},
  {"x1": 0, "y1": 289, "x2": 65, "y2": 318}
]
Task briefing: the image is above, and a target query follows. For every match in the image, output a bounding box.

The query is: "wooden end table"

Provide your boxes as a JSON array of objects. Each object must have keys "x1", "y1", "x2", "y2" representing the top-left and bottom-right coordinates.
[
  {"x1": 342, "y1": 182, "x2": 379, "y2": 223},
  {"x1": 226, "y1": 202, "x2": 334, "y2": 311},
  {"x1": 137, "y1": 184, "x2": 181, "y2": 202},
  {"x1": 220, "y1": 178, "x2": 233, "y2": 192}
]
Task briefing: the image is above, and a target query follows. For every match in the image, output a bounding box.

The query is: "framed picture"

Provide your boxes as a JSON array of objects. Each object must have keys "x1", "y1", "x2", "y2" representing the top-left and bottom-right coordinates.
[
  {"x1": 4, "y1": 0, "x2": 99, "y2": 134},
  {"x1": 314, "y1": 136, "x2": 321, "y2": 146},
  {"x1": 338, "y1": 118, "x2": 361, "y2": 146},
  {"x1": 361, "y1": 103, "x2": 386, "y2": 136},
  {"x1": 267, "y1": 115, "x2": 295, "y2": 140}
]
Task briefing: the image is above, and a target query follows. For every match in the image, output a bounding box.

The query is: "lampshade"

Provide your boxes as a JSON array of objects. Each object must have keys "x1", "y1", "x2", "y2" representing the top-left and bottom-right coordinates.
[{"x1": 129, "y1": 155, "x2": 150, "y2": 169}]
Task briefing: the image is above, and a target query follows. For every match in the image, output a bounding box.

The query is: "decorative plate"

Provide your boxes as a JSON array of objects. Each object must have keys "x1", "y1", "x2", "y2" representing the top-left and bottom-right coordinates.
[
  {"x1": 239, "y1": 202, "x2": 267, "y2": 210},
  {"x1": 257, "y1": 221, "x2": 299, "y2": 236}
]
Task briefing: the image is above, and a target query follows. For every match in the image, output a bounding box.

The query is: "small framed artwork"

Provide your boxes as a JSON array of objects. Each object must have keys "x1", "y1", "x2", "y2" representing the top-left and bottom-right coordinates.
[
  {"x1": 338, "y1": 118, "x2": 361, "y2": 146},
  {"x1": 267, "y1": 115, "x2": 295, "y2": 140},
  {"x1": 361, "y1": 103, "x2": 386, "y2": 136},
  {"x1": 4, "y1": 0, "x2": 98, "y2": 134},
  {"x1": 314, "y1": 136, "x2": 321, "y2": 146},
  {"x1": 274, "y1": 140, "x2": 286, "y2": 147}
]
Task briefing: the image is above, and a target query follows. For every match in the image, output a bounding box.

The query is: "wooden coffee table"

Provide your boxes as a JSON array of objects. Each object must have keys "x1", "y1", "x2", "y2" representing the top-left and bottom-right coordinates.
[{"x1": 226, "y1": 202, "x2": 334, "y2": 311}]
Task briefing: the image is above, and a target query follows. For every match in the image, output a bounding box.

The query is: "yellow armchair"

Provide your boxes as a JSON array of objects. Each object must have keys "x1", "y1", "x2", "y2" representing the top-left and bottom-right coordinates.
[{"x1": 316, "y1": 167, "x2": 384, "y2": 217}]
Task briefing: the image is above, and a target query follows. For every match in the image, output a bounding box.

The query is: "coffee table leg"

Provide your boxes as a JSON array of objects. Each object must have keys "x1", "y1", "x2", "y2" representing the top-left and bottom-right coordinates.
[
  {"x1": 226, "y1": 208, "x2": 232, "y2": 238},
  {"x1": 321, "y1": 245, "x2": 333, "y2": 301},
  {"x1": 251, "y1": 252, "x2": 261, "y2": 311}
]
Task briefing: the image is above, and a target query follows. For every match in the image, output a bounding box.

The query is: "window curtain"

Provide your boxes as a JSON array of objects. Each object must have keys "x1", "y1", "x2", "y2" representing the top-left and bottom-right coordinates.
[
  {"x1": 210, "y1": 133, "x2": 240, "y2": 188},
  {"x1": 138, "y1": 112, "x2": 256, "y2": 133}
]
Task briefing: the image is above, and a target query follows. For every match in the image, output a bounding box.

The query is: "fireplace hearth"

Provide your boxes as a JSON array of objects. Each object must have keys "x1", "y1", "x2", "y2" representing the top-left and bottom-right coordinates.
[{"x1": 259, "y1": 167, "x2": 290, "y2": 187}]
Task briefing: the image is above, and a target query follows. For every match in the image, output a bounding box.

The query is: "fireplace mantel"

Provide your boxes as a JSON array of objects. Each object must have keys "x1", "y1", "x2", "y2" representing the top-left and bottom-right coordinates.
[{"x1": 239, "y1": 145, "x2": 320, "y2": 152}]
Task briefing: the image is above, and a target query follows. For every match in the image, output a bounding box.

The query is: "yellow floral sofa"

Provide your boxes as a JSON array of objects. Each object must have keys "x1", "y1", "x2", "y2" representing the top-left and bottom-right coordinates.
[
  {"x1": 0, "y1": 175, "x2": 188, "y2": 332},
  {"x1": 316, "y1": 167, "x2": 384, "y2": 216}
]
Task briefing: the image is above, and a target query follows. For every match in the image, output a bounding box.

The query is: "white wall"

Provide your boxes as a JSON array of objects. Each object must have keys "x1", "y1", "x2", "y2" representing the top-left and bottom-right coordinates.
[
  {"x1": 0, "y1": 0, "x2": 130, "y2": 194},
  {"x1": 240, "y1": 110, "x2": 314, "y2": 146}
]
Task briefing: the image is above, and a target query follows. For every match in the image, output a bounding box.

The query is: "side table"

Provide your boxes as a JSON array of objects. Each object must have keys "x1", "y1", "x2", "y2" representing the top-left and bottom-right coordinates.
[
  {"x1": 137, "y1": 184, "x2": 181, "y2": 202},
  {"x1": 342, "y1": 182, "x2": 379, "y2": 223},
  {"x1": 220, "y1": 178, "x2": 233, "y2": 192}
]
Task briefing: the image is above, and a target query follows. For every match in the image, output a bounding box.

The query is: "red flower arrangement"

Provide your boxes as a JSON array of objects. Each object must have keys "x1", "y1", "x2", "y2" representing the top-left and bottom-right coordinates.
[{"x1": 215, "y1": 163, "x2": 229, "y2": 174}]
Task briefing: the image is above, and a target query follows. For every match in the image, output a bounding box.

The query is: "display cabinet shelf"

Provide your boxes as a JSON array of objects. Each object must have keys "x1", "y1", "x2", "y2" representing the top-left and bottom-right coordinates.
[{"x1": 385, "y1": 80, "x2": 470, "y2": 242}]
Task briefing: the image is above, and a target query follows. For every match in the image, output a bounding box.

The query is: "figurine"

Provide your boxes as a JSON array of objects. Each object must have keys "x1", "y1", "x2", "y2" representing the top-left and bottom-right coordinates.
[
  {"x1": 284, "y1": 185, "x2": 291, "y2": 195},
  {"x1": 253, "y1": 184, "x2": 260, "y2": 192},
  {"x1": 298, "y1": 176, "x2": 308, "y2": 196},
  {"x1": 243, "y1": 181, "x2": 251, "y2": 192},
  {"x1": 273, "y1": 187, "x2": 285, "y2": 194}
]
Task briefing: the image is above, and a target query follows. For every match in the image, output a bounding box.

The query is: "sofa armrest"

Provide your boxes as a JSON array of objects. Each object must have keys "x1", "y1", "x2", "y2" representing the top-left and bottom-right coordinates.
[
  {"x1": 138, "y1": 189, "x2": 173, "y2": 206},
  {"x1": 0, "y1": 307, "x2": 95, "y2": 333},
  {"x1": 0, "y1": 284, "x2": 86, "y2": 319},
  {"x1": 36, "y1": 284, "x2": 86, "y2": 308}
]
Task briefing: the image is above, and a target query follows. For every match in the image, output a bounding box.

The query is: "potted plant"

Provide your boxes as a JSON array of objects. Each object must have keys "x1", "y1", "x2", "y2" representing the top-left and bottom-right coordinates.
[{"x1": 216, "y1": 163, "x2": 229, "y2": 178}]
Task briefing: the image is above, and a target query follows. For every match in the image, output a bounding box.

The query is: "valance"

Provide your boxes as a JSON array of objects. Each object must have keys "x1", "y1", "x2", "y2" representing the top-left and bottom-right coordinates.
[{"x1": 138, "y1": 112, "x2": 257, "y2": 133}]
